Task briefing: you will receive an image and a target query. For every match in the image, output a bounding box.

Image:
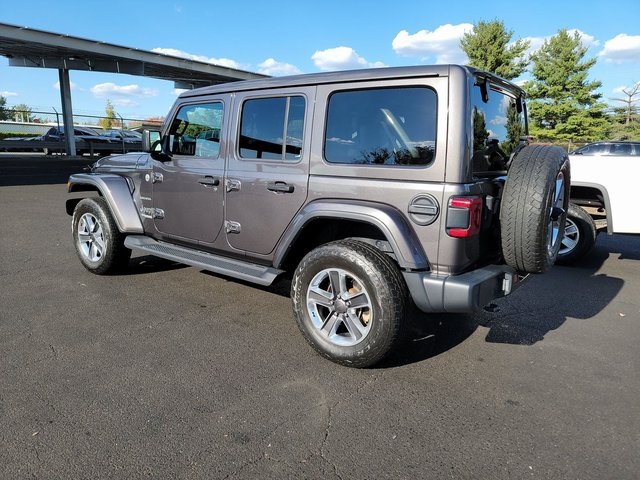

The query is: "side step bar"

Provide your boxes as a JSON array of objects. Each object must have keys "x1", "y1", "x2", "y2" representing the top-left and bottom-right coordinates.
[{"x1": 124, "y1": 235, "x2": 283, "y2": 286}]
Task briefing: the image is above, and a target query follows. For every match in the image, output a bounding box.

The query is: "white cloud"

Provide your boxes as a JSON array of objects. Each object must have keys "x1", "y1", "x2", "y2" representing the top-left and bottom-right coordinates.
[
  {"x1": 599, "y1": 34, "x2": 640, "y2": 64},
  {"x1": 53, "y1": 81, "x2": 80, "y2": 91},
  {"x1": 90, "y1": 83, "x2": 158, "y2": 98},
  {"x1": 1, "y1": 90, "x2": 17, "y2": 97},
  {"x1": 612, "y1": 82, "x2": 640, "y2": 95},
  {"x1": 311, "y1": 46, "x2": 386, "y2": 71},
  {"x1": 568, "y1": 29, "x2": 599, "y2": 48},
  {"x1": 152, "y1": 47, "x2": 246, "y2": 70},
  {"x1": 258, "y1": 58, "x2": 302, "y2": 76},
  {"x1": 172, "y1": 88, "x2": 189, "y2": 96},
  {"x1": 111, "y1": 98, "x2": 139, "y2": 108},
  {"x1": 522, "y1": 36, "x2": 547, "y2": 58},
  {"x1": 392, "y1": 24, "x2": 473, "y2": 64}
]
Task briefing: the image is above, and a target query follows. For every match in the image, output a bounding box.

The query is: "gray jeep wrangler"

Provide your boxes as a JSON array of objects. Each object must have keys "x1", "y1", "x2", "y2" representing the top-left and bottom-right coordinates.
[{"x1": 66, "y1": 65, "x2": 569, "y2": 367}]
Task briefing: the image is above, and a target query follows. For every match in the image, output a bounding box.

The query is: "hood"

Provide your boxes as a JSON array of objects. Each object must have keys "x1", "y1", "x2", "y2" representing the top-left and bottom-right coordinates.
[{"x1": 92, "y1": 152, "x2": 149, "y2": 172}]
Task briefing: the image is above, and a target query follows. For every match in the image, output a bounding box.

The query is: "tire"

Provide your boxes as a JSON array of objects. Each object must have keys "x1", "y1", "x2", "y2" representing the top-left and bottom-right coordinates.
[
  {"x1": 500, "y1": 144, "x2": 570, "y2": 273},
  {"x1": 291, "y1": 239, "x2": 407, "y2": 368},
  {"x1": 556, "y1": 203, "x2": 597, "y2": 265},
  {"x1": 72, "y1": 197, "x2": 131, "y2": 275}
]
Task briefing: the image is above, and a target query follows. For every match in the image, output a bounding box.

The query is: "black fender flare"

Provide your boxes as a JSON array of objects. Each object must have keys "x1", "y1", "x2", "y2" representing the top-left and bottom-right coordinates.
[{"x1": 273, "y1": 199, "x2": 429, "y2": 271}]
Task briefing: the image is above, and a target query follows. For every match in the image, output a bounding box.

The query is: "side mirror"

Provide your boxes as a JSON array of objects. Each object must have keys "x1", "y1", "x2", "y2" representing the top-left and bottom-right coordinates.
[{"x1": 142, "y1": 130, "x2": 162, "y2": 152}]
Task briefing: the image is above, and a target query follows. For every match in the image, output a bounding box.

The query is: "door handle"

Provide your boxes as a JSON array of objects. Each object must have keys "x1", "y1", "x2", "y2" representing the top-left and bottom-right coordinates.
[
  {"x1": 267, "y1": 181, "x2": 295, "y2": 193},
  {"x1": 198, "y1": 176, "x2": 220, "y2": 187}
]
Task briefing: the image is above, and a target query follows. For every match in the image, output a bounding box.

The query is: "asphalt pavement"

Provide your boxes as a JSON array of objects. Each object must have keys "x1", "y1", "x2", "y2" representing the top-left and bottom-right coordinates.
[{"x1": 1, "y1": 156, "x2": 639, "y2": 479}]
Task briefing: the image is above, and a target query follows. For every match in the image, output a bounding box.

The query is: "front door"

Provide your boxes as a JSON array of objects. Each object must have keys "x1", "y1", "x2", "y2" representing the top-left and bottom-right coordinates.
[
  {"x1": 225, "y1": 89, "x2": 312, "y2": 255},
  {"x1": 152, "y1": 100, "x2": 226, "y2": 245}
]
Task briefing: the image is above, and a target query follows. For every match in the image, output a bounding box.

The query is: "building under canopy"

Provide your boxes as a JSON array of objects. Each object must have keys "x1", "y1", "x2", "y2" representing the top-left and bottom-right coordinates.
[{"x1": 0, "y1": 22, "x2": 267, "y2": 154}]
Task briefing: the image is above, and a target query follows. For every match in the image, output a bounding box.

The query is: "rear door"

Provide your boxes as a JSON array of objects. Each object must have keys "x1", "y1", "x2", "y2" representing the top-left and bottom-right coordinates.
[
  {"x1": 151, "y1": 98, "x2": 227, "y2": 245},
  {"x1": 224, "y1": 88, "x2": 313, "y2": 255}
]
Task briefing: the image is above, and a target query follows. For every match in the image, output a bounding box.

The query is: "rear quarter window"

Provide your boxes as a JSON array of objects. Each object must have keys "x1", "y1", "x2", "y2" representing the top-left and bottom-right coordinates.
[
  {"x1": 471, "y1": 84, "x2": 525, "y2": 174},
  {"x1": 324, "y1": 87, "x2": 436, "y2": 166}
]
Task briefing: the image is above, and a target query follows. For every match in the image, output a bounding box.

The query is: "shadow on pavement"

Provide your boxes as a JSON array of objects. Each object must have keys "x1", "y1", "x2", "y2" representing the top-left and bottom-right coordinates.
[
  {"x1": 379, "y1": 234, "x2": 632, "y2": 367},
  {"x1": 476, "y1": 236, "x2": 627, "y2": 346},
  {"x1": 377, "y1": 310, "x2": 478, "y2": 369},
  {"x1": 125, "y1": 255, "x2": 189, "y2": 275},
  {"x1": 120, "y1": 237, "x2": 629, "y2": 369}
]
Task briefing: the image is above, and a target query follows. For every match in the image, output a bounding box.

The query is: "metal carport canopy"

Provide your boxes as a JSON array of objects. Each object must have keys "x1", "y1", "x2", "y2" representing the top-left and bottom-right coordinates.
[{"x1": 0, "y1": 22, "x2": 268, "y2": 154}]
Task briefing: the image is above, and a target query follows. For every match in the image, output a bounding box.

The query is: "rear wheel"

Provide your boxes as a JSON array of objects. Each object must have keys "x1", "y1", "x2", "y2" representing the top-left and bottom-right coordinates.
[
  {"x1": 72, "y1": 197, "x2": 131, "y2": 274},
  {"x1": 500, "y1": 144, "x2": 570, "y2": 273},
  {"x1": 291, "y1": 239, "x2": 407, "y2": 368},
  {"x1": 556, "y1": 203, "x2": 597, "y2": 265}
]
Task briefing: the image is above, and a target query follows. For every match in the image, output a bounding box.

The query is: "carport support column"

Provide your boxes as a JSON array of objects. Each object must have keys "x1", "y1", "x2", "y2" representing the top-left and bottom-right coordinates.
[{"x1": 58, "y1": 69, "x2": 76, "y2": 156}]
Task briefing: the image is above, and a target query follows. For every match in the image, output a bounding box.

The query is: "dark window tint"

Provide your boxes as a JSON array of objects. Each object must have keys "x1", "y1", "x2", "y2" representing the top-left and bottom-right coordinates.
[
  {"x1": 324, "y1": 87, "x2": 436, "y2": 166},
  {"x1": 168, "y1": 102, "x2": 223, "y2": 158},
  {"x1": 610, "y1": 143, "x2": 632, "y2": 156},
  {"x1": 471, "y1": 84, "x2": 525, "y2": 173},
  {"x1": 576, "y1": 143, "x2": 607, "y2": 155},
  {"x1": 239, "y1": 96, "x2": 305, "y2": 160}
]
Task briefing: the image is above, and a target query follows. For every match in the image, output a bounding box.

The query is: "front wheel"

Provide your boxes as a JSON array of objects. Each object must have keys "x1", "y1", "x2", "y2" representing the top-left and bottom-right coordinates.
[
  {"x1": 291, "y1": 240, "x2": 407, "y2": 368},
  {"x1": 72, "y1": 197, "x2": 131, "y2": 274}
]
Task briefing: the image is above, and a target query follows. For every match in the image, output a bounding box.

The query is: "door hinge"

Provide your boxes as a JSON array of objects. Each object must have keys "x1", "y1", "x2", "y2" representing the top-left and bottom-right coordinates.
[
  {"x1": 140, "y1": 207, "x2": 165, "y2": 219},
  {"x1": 225, "y1": 220, "x2": 241, "y2": 234},
  {"x1": 226, "y1": 179, "x2": 241, "y2": 192}
]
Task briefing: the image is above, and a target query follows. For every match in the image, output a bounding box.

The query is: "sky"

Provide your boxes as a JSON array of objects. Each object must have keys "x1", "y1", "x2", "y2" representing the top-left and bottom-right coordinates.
[{"x1": 1, "y1": 0, "x2": 639, "y2": 121}]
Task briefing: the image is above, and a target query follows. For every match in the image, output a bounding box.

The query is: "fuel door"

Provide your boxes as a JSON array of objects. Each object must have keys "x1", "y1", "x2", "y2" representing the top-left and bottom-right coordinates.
[{"x1": 408, "y1": 194, "x2": 440, "y2": 226}]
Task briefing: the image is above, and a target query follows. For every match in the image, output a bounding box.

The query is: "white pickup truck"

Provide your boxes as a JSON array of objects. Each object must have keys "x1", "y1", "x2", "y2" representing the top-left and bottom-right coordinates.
[{"x1": 558, "y1": 143, "x2": 640, "y2": 264}]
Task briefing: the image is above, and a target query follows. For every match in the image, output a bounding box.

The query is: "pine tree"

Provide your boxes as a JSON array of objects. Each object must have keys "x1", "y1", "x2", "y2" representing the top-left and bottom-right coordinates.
[
  {"x1": 460, "y1": 19, "x2": 530, "y2": 80},
  {"x1": 525, "y1": 29, "x2": 609, "y2": 142}
]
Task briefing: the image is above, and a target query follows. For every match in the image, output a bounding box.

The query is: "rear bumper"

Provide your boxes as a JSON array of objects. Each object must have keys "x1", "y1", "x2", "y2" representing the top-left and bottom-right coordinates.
[{"x1": 403, "y1": 265, "x2": 525, "y2": 313}]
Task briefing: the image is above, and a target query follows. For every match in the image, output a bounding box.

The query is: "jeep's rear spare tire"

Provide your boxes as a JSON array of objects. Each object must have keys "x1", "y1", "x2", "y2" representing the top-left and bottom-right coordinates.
[
  {"x1": 500, "y1": 144, "x2": 570, "y2": 273},
  {"x1": 291, "y1": 239, "x2": 407, "y2": 368}
]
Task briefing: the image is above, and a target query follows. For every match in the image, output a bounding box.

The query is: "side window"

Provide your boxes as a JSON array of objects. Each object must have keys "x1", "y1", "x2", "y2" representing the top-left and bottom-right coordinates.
[
  {"x1": 579, "y1": 144, "x2": 606, "y2": 155},
  {"x1": 471, "y1": 84, "x2": 525, "y2": 173},
  {"x1": 324, "y1": 87, "x2": 436, "y2": 166},
  {"x1": 168, "y1": 102, "x2": 223, "y2": 158},
  {"x1": 610, "y1": 143, "x2": 631, "y2": 156},
  {"x1": 239, "y1": 96, "x2": 305, "y2": 161}
]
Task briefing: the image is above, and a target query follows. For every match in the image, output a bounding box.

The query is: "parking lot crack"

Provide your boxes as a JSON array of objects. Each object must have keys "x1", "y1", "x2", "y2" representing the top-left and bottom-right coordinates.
[{"x1": 318, "y1": 400, "x2": 344, "y2": 480}]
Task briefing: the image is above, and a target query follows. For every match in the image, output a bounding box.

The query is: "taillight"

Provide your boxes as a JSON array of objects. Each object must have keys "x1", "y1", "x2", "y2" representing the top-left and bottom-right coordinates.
[{"x1": 446, "y1": 196, "x2": 483, "y2": 238}]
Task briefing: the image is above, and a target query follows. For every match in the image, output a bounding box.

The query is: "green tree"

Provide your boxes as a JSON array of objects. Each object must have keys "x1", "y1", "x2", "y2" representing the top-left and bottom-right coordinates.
[
  {"x1": 0, "y1": 95, "x2": 10, "y2": 121},
  {"x1": 525, "y1": 29, "x2": 609, "y2": 142},
  {"x1": 99, "y1": 99, "x2": 117, "y2": 129},
  {"x1": 503, "y1": 102, "x2": 525, "y2": 153},
  {"x1": 11, "y1": 103, "x2": 33, "y2": 122},
  {"x1": 608, "y1": 108, "x2": 640, "y2": 140},
  {"x1": 460, "y1": 19, "x2": 530, "y2": 80}
]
